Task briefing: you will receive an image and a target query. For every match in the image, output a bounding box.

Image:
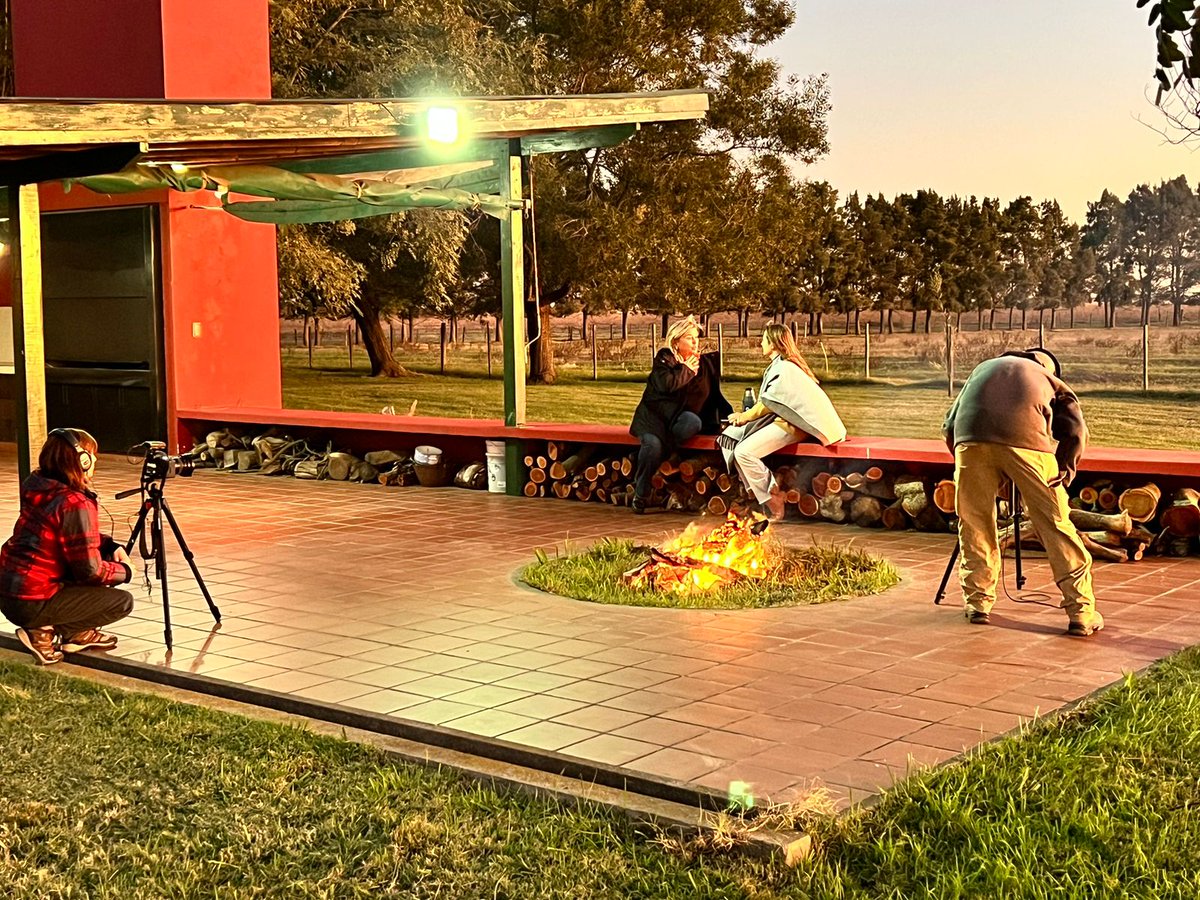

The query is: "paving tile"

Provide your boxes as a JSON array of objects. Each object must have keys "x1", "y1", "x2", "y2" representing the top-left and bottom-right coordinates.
[
  {"x1": 561, "y1": 734, "x2": 661, "y2": 767},
  {"x1": 37, "y1": 453, "x2": 1197, "y2": 811}
]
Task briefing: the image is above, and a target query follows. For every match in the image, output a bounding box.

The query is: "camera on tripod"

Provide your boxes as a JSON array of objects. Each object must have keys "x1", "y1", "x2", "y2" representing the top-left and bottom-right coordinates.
[{"x1": 132, "y1": 440, "x2": 197, "y2": 483}]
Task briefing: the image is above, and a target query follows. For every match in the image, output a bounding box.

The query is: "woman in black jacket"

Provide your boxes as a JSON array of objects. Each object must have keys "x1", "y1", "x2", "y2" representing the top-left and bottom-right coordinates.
[{"x1": 629, "y1": 316, "x2": 731, "y2": 512}]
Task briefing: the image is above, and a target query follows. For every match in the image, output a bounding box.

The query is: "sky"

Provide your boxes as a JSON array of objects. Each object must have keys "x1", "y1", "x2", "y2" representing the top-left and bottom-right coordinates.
[{"x1": 770, "y1": 0, "x2": 1198, "y2": 222}]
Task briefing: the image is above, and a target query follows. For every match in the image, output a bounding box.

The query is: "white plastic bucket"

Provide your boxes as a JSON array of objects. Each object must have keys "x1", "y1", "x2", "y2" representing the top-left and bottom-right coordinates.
[{"x1": 484, "y1": 440, "x2": 506, "y2": 493}]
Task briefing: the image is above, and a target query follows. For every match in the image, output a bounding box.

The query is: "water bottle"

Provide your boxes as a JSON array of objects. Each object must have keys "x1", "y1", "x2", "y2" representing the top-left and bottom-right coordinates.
[{"x1": 742, "y1": 387, "x2": 756, "y2": 411}]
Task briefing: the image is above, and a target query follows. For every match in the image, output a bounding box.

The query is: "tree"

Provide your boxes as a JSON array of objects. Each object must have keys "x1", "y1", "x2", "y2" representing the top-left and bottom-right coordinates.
[
  {"x1": 1140, "y1": 0, "x2": 1200, "y2": 137},
  {"x1": 1155, "y1": 175, "x2": 1200, "y2": 324},
  {"x1": 1082, "y1": 189, "x2": 1134, "y2": 327},
  {"x1": 270, "y1": 0, "x2": 530, "y2": 377}
]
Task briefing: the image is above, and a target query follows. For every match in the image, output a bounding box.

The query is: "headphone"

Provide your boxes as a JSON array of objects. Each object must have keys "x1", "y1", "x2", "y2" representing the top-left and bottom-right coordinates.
[{"x1": 50, "y1": 428, "x2": 95, "y2": 472}]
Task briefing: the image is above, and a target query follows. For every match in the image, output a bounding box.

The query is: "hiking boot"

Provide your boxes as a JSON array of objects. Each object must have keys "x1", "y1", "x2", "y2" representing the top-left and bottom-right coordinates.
[
  {"x1": 17, "y1": 626, "x2": 63, "y2": 666},
  {"x1": 1067, "y1": 610, "x2": 1105, "y2": 638},
  {"x1": 632, "y1": 495, "x2": 648, "y2": 515},
  {"x1": 60, "y1": 629, "x2": 119, "y2": 654},
  {"x1": 964, "y1": 605, "x2": 991, "y2": 626}
]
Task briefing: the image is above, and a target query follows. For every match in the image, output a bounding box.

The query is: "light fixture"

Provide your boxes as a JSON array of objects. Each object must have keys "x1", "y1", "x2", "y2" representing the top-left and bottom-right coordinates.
[{"x1": 425, "y1": 106, "x2": 460, "y2": 144}]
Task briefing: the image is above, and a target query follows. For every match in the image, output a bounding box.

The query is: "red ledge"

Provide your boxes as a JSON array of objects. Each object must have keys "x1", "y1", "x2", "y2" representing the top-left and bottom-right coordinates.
[{"x1": 177, "y1": 408, "x2": 1200, "y2": 477}]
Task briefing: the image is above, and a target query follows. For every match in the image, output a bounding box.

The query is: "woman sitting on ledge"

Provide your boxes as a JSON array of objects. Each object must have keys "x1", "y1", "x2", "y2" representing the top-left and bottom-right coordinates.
[
  {"x1": 629, "y1": 316, "x2": 732, "y2": 513},
  {"x1": 719, "y1": 322, "x2": 847, "y2": 520}
]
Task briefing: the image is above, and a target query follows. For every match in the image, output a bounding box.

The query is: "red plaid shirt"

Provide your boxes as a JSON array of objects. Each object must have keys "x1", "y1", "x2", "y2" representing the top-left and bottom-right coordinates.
[{"x1": 0, "y1": 472, "x2": 131, "y2": 602}]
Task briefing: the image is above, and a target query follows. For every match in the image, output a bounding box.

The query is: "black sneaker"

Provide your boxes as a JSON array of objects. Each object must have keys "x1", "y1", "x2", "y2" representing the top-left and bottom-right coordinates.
[{"x1": 632, "y1": 496, "x2": 647, "y2": 515}]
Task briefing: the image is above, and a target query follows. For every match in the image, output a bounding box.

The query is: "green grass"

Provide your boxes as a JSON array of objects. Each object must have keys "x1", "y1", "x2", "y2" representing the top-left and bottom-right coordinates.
[
  {"x1": 521, "y1": 538, "x2": 899, "y2": 609},
  {"x1": 7, "y1": 646, "x2": 1200, "y2": 896},
  {"x1": 280, "y1": 324, "x2": 1200, "y2": 450}
]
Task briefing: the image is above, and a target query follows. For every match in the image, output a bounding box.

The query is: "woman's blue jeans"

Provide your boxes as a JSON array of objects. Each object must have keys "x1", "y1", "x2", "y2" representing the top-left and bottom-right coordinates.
[{"x1": 634, "y1": 412, "x2": 702, "y2": 499}]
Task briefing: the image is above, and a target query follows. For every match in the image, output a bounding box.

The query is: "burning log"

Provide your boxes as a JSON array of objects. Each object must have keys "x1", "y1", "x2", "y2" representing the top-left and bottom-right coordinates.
[
  {"x1": 1118, "y1": 484, "x2": 1162, "y2": 522},
  {"x1": 1160, "y1": 488, "x2": 1200, "y2": 537},
  {"x1": 621, "y1": 515, "x2": 775, "y2": 592}
]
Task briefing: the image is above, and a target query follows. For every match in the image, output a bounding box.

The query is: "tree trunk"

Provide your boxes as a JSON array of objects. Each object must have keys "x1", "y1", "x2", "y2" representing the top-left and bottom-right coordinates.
[
  {"x1": 1174, "y1": 301, "x2": 1184, "y2": 326},
  {"x1": 1070, "y1": 306, "x2": 1075, "y2": 328},
  {"x1": 1008, "y1": 307, "x2": 1014, "y2": 328},
  {"x1": 1020, "y1": 308, "x2": 1027, "y2": 329},
  {"x1": 910, "y1": 309, "x2": 918, "y2": 333},
  {"x1": 351, "y1": 300, "x2": 418, "y2": 377},
  {"x1": 977, "y1": 308, "x2": 983, "y2": 329},
  {"x1": 621, "y1": 308, "x2": 629, "y2": 340},
  {"x1": 853, "y1": 308, "x2": 861, "y2": 335},
  {"x1": 989, "y1": 308, "x2": 996, "y2": 330},
  {"x1": 581, "y1": 306, "x2": 589, "y2": 338},
  {"x1": 924, "y1": 308, "x2": 932, "y2": 333},
  {"x1": 529, "y1": 302, "x2": 557, "y2": 384},
  {"x1": 661, "y1": 312, "x2": 670, "y2": 335},
  {"x1": 844, "y1": 309, "x2": 852, "y2": 333},
  {"x1": 815, "y1": 312, "x2": 824, "y2": 335}
]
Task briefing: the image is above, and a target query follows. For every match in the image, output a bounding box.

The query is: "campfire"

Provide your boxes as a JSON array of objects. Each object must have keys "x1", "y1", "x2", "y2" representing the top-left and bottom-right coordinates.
[{"x1": 622, "y1": 514, "x2": 779, "y2": 592}]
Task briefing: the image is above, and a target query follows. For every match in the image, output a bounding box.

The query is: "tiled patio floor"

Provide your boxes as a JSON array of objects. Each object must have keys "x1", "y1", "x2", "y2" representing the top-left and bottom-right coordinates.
[{"x1": 5, "y1": 449, "x2": 1200, "y2": 807}]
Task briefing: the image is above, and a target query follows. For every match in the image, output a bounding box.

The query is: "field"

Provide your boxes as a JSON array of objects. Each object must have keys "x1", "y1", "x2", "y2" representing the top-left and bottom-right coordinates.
[{"x1": 281, "y1": 311, "x2": 1200, "y2": 451}]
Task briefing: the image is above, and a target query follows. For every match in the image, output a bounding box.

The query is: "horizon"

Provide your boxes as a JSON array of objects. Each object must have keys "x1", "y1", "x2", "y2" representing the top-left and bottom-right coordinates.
[{"x1": 772, "y1": 0, "x2": 1198, "y2": 222}]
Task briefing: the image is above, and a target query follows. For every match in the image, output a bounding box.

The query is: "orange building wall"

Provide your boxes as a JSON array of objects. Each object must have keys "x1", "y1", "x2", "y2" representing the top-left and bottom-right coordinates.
[{"x1": 9, "y1": 0, "x2": 281, "y2": 450}]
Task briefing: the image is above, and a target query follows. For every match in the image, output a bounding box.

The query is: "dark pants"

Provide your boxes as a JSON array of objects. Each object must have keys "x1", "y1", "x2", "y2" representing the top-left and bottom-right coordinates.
[
  {"x1": 1, "y1": 585, "x2": 134, "y2": 634},
  {"x1": 634, "y1": 412, "x2": 702, "y2": 499}
]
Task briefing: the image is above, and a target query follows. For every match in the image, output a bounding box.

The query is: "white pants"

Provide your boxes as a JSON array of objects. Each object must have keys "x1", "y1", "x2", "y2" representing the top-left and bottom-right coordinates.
[{"x1": 731, "y1": 423, "x2": 796, "y2": 503}]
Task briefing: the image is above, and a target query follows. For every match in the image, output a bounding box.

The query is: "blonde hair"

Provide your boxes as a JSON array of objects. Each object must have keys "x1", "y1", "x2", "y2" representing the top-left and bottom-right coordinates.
[
  {"x1": 663, "y1": 316, "x2": 699, "y2": 353},
  {"x1": 762, "y1": 322, "x2": 817, "y2": 382}
]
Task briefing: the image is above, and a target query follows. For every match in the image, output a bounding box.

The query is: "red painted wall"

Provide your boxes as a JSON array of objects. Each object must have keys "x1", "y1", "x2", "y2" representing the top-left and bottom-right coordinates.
[
  {"x1": 10, "y1": 1, "x2": 282, "y2": 451},
  {"x1": 162, "y1": 1, "x2": 272, "y2": 100},
  {"x1": 10, "y1": 1, "x2": 166, "y2": 98}
]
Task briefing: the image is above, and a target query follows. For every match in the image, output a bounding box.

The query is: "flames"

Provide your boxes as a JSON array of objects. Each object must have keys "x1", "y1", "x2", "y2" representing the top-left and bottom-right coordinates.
[{"x1": 623, "y1": 514, "x2": 779, "y2": 593}]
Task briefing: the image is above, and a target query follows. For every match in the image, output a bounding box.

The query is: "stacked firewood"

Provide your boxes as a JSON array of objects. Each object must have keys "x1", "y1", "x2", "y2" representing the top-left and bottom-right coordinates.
[{"x1": 1061, "y1": 479, "x2": 1200, "y2": 559}]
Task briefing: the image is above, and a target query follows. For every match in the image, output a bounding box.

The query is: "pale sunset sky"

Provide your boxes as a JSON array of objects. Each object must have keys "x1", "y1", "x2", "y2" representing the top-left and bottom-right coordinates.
[{"x1": 772, "y1": 0, "x2": 1197, "y2": 222}]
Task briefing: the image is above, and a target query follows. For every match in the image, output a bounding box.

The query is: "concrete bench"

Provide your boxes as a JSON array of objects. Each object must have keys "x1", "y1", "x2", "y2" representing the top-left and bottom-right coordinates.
[{"x1": 176, "y1": 407, "x2": 1200, "y2": 480}]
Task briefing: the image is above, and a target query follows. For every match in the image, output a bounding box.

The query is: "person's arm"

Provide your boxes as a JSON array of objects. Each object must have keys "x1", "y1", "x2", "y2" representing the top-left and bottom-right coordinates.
[
  {"x1": 647, "y1": 351, "x2": 697, "y2": 395},
  {"x1": 729, "y1": 400, "x2": 770, "y2": 427},
  {"x1": 942, "y1": 394, "x2": 961, "y2": 454},
  {"x1": 59, "y1": 500, "x2": 132, "y2": 586},
  {"x1": 1050, "y1": 388, "x2": 1088, "y2": 486}
]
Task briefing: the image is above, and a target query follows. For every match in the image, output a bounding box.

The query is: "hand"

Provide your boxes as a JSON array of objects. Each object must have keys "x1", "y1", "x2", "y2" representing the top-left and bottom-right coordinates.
[
  {"x1": 727, "y1": 414, "x2": 743, "y2": 428},
  {"x1": 114, "y1": 547, "x2": 130, "y2": 565},
  {"x1": 1047, "y1": 470, "x2": 1068, "y2": 488}
]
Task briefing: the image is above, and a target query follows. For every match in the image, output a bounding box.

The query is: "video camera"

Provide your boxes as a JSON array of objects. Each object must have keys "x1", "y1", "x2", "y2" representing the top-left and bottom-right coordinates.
[{"x1": 131, "y1": 440, "x2": 197, "y2": 483}]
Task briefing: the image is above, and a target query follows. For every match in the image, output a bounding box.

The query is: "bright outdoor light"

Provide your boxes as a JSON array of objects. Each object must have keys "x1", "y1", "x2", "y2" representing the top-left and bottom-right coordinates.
[
  {"x1": 426, "y1": 106, "x2": 460, "y2": 144},
  {"x1": 169, "y1": 163, "x2": 190, "y2": 174}
]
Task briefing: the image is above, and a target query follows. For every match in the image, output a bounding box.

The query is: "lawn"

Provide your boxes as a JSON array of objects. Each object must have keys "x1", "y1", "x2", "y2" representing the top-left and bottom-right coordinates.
[
  {"x1": 4, "y1": 647, "x2": 1200, "y2": 898},
  {"x1": 281, "y1": 321, "x2": 1200, "y2": 450}
]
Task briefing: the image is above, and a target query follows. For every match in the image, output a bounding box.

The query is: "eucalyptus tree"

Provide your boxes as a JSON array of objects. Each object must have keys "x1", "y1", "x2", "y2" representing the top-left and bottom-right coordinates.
[
  {"x1": 1155, "y1": 174, "x2": 1200, "y2": 324},
  {"x1": 1082, "y1": 189, "x2": 1134, "y2": 327},
  {"x1": 270, "y1": 0, "x2": 529, "y2": 376}
]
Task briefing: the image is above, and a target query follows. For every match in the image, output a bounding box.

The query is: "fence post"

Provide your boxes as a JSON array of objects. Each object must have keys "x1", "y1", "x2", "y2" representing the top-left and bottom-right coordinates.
[
  {"x1": 717, "y1": 323, "x2": 724, "y2": 376},
  {"x1": 308, "y1": 321, "x2": 313, "y2": 369},
  {"x1": 1038, "y1": 321, "x2": 1045, "y2": 348},
  {"x1": 486, "y1": 321, "x2": 493, "y2": 378},
  {"x1": 945, "y1": 320, "x2": 955, "y2": 397},
  {"x1": 650, "y1": 324, "x2": 657, "y2": 364},
  {"x1": 347, "y1": 323, "x2": 353, "y2": 369},
  {"x1": 1143, "y1": 323, "x2": 1150, "y2": 392},
  {"x1": 591, "y1": 323, "x2": 598, "y2": 380},
  {"x1": 440, "y1": 322, "x2": 447, "y2": 374},
  {"x1": 864, "y1": 322, "x2": 871, "y2": 379}
]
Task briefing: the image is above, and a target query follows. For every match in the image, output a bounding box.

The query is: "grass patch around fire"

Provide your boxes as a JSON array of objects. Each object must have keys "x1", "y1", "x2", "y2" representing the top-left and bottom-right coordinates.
[{"x1": 520, "y1": 538, "x2": 899, "y2": 609}]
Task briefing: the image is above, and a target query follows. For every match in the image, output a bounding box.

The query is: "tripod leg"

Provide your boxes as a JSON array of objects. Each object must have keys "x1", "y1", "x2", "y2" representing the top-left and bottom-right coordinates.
[
  {"x1": 934, "y1": 541, "x2": 960, "y2": 605},
  {"x1": 151, "y1": 499, "x2": 173, "y2": 651},
  {"x1": 1013, "y1": 487, "x2": 1026, "y2": 589},
  {"x1": 125, "y1": 501, "x2": 151, "y2": 556},
  {"x1": 159, "y1": 498, "x2": 221, "y2": 623}
]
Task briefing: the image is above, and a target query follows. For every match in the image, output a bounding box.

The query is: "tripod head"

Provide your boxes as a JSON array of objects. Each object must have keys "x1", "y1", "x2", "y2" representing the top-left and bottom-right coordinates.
[{"x1": 115, "y1": 441, "x2": 197, "y2": 500}]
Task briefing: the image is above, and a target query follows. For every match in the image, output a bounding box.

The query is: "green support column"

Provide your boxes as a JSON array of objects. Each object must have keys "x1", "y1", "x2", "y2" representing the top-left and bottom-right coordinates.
[
  {"x1": 498, "y1": 139, "x2": 527, "y2": 495},
  {"x1": 7, "y1": 184, "x2": 47, "y2": 483}
]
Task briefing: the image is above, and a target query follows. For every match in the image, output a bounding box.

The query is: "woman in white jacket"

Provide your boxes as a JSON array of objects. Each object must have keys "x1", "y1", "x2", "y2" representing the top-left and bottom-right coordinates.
[{"x1": 719, "y1": 323, "x2": 847, "y2": 520}]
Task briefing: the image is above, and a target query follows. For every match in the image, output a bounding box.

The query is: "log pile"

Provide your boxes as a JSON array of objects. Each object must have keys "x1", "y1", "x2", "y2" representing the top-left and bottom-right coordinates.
[{"x1": 1065, "y1": 476, "x2": 1199, "y2": 559}]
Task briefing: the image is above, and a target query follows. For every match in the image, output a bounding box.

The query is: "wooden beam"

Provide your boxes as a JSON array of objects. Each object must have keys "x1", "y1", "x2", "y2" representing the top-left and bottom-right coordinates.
[
  {"x1": 0, "y1": 142, "x2": 142, "y2": 185},
  {"x1": 7, "y1": 184, "x2": 47, "y2": 481},
  {"x1": 0, "y1": 91, "x2": 709, "y2": 150},
  {"x1": 499, "y1": 139, "x2": 527, "y2": 496},
  {"x1": 521, "y1": 124, "x2": 637, "y2": 155}
]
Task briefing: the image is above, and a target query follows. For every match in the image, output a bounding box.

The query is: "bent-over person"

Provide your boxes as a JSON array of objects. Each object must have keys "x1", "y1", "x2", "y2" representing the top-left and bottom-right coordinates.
[{"x1": 942, "y1": 349, "x2": 1103, "y2": 637}]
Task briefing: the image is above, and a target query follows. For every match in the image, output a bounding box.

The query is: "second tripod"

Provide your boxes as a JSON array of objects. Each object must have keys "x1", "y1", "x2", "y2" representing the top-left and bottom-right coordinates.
[
  {"x1": 118, "y1": 480, "x2": 221, "y2": 650},
  {"x1": 934, "y1": 486, "x2": 1026, "y2": 605}
]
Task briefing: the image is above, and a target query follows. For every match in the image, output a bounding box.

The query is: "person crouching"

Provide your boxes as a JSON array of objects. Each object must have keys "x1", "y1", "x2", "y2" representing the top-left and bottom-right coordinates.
[{"x1": 0, "y1": 428, "x2": 134, "y2": 665}]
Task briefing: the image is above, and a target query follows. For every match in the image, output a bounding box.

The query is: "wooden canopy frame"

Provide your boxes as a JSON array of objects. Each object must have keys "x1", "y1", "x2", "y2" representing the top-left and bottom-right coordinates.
[{"x1": 0, "y1": 91, "x2": 708, "y2": 486}]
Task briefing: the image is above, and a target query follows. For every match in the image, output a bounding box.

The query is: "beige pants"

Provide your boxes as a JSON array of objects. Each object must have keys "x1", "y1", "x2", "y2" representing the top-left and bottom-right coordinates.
[{"x1": 954, "y1": 442, "x2": 1096, "y2": 618}]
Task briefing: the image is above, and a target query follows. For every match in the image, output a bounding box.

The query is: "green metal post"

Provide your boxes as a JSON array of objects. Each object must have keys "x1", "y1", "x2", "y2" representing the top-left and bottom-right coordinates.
[{"x1": 499, "y1": 139, "x2": 527, "y2": 495}]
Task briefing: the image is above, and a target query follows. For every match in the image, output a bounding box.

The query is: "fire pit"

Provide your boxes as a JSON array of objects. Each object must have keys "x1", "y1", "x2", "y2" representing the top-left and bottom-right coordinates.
[
  {"x1": 622, "y1": 514, "x2": 777, "y2": 593},
  {"x1": 523, "y1": 517, "x2": 900, "y2": 610}
]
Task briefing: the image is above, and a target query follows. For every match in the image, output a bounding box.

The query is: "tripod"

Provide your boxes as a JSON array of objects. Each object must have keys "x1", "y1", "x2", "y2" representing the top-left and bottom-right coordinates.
[
  {"x1": 934, "y1": 486, "x2": 1026, "y2": 605},
  {"x1": 117, "y1": 478, "x2": 221, "y2": 650}
]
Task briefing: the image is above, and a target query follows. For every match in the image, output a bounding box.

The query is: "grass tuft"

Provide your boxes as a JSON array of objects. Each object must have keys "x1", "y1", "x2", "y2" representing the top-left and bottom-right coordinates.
[{"x1": 521, "y1": 537, "x2": 899, "y2": 609}]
